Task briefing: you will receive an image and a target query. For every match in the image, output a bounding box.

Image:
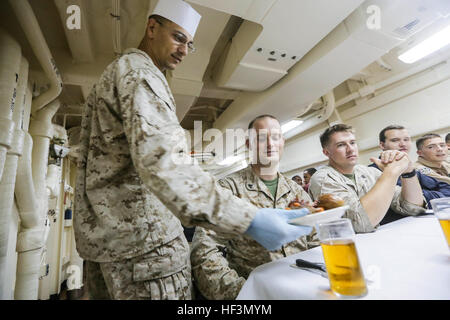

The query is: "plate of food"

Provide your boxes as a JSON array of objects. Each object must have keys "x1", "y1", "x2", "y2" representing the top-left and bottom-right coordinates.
[{"x1": 287, "y1": 194, "x2": 348, "y2": 227}]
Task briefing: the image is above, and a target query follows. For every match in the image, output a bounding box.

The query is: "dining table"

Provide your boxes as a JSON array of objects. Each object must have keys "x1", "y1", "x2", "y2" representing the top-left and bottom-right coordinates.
[{"x1": 237, "y1": 215, "x2": 450, "y2": 299}]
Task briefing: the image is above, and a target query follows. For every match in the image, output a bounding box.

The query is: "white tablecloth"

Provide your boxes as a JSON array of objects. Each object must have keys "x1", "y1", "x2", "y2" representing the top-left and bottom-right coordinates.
[{"x1": 237, "y1": 216, "x2": 450, "y2": 300}]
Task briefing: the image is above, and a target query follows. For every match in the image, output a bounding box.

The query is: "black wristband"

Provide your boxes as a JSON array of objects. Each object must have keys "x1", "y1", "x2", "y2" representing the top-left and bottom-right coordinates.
[{"x1": 401, "y1": 169, "x2": 416, "y2": 179}]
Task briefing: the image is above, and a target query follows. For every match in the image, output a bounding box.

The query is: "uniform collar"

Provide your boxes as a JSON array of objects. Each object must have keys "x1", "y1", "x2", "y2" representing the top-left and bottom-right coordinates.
[
  {"x1": 325, "y1": 164, "x2": 369, "y2": 188},
  {"x1": 244, "y1": 166, "x2": 291, "y2": 202},
  {"x1": 417, "y1": 156, "x2": 445, "y2": 170},
  {"x1": 122, "y1": 48, "x2": 168, "y2": 85}
]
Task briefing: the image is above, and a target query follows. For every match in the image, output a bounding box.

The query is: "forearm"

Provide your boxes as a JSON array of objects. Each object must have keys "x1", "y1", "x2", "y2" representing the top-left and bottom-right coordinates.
[
  {"x1": 400, "y1": 174, "x2": 425, "y2": 206},
  {"x1": 191, "y1": 229, "x2": 245, "y2": 299},
  {"x1": 360, "y1": 171, "x2": 399, "y2": 227}
]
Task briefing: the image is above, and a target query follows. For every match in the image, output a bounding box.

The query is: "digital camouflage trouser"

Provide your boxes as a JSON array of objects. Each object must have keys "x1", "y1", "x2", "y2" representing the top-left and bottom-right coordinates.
[{"x1": 86, "y1": 236, "x2": 193, "y2": 300}]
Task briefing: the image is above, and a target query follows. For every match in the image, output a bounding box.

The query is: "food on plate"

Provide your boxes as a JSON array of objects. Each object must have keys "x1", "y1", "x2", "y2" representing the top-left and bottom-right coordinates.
[
  {"x1": 286, "y1": 194, "x2": 345, "y2": 213},
  {"x1": 286, "y1": 198, "x2": 324, "y2": 213},
  {"x1": 316, "y1": 194, "x2": 345, "y2": 210}
]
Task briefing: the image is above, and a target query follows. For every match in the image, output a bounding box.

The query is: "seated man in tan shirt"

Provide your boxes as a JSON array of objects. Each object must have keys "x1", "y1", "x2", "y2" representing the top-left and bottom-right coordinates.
[
  {"x1": 414, "y1": 133, "x2": 450, "y2": 184},
  {"x1": 309, "y1": 124, "x2": 426, "y2": 233},
  {"x1": 190, "y1": 115, "x2": 318, "y2": 300}
]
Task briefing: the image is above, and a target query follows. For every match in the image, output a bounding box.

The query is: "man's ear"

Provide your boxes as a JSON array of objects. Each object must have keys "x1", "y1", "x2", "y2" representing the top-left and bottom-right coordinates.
[
  {"x1": 146, "y1": 17, "x2": 159, "y2": 38},
  {"x1": 379, "y1": 142, "x2": 385, "y2": 151},
  {"x1": 322, "y1": 147, "x2": 329, "y2": 157},
  {"x1": 417, "y1": 149, "x2": 423, "y2": 157}
]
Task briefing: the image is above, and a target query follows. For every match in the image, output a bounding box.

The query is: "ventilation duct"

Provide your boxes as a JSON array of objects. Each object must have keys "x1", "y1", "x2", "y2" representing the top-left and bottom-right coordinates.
[
  {"x1": 190, "y1": 0, "x2": 365, "y2": 92},
  {"x1": 213, "y1": 0, "x2": 450, "y2": 134}
]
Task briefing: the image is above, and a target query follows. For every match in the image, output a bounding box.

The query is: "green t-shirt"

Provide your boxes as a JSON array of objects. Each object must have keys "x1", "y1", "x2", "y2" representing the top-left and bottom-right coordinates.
[
  {"x1": 343, "y1": 173, "x2": 356, "y2": 185},
  {"x1": 261, "y1": 177, "x2": 279, "y2": 199}
]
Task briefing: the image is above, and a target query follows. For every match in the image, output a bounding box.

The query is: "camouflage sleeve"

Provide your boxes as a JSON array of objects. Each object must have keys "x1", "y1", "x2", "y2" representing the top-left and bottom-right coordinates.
[
  {"x1": 190, "y1": 227, "x2": 246, "y2": 300},
  {"x1": 118, "y1": 70, "x2": 256, "y2": 235},
  {"x1": 309, "y1": 175, "x2": 376, "y2": 233},
  {"x1": 390, "y1": 186, "x2": 426, "y2": 216}
]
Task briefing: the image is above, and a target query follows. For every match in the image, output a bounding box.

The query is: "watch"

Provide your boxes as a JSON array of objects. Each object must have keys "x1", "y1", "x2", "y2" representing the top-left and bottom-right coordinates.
[{"x1": 401, "y1": 169, "x2": 416, "y2": 179}]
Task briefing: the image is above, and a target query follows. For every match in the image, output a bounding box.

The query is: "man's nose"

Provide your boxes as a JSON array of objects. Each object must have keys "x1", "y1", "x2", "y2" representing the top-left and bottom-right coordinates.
[
  {"x1": 347, "y1": 143, "x2": 355, "y2": 151},
  {"x1": 178, "y1": 43, "x2": 188, "y2": 56}
]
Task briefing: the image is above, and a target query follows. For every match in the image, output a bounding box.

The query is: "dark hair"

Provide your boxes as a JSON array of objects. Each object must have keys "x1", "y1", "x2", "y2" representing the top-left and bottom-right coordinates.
[
  {"x1": 247, "y1": 114, "x2": 279, "y2": 129},
  {"x1": 148, "y1": 14, "x2": 170, "y2": 24},
  {"x1": 292, "y1": 175, "x2": 302, "y2": 181},
  {"x1": 416, "y1": 133, "x2": 441, "y2": 150},
  {"x1": 446, "y1": 133, "x2": 450, "y2": 143},
  {"x1": 304, "y1": 168, "x2": 317, "y2": 176},
  {"x1": 319, "y1": 124, "x2": 354, "y2": 148},
  {"x1": 379, "y1": 125, "x2": 405, "y2": 143}
]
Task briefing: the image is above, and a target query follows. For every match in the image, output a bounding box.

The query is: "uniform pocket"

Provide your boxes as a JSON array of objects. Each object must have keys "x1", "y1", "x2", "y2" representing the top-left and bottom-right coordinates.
[
  {"x1": 132, "y1": 246, "x2": 192, "y2": 299},
  {"x1": 133, "y1": 251, "x2": 187, "y2": 282}
]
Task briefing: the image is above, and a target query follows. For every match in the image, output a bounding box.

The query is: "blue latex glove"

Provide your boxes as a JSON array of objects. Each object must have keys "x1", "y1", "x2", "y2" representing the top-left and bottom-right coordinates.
[{"x1": 245, "y1": 208, "x2": 313, "y2": 251}]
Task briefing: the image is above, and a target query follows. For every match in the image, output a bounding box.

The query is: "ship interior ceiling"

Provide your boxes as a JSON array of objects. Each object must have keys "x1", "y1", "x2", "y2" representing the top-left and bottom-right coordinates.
[{"x1": 1, "y1": 0, "x2": 450, "y2": 300}]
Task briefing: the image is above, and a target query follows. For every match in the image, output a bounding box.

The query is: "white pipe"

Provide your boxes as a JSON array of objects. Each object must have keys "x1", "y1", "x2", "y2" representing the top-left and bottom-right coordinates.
[
  {"x1": 284, "y1": 91, "x2": 336, "y2": 140},
  {"x1": 15, "y1": 100, "x2": 60, "y2": 300},
  {"x1": 15, "y1": 75, "x2": 37, "y2": 229},
  {"x1": 15, "y1": 133, "x2": 39, "y2": 229},
  {"x1": 0, "y1": 28, "x2": 21, "y2": 182},
  {"x1": 0, "y1": 156, "x2": 19, "y2": 300},
  {"x1": 46, "y1": 164, "x2": 61, "y2": 199},
  {"x1": 9, "y1": 0, "x2": 63, "y2": 115},
  {"x1": 0, "y1": 53, "x2": 29, "y2": 300},
  {"x1": 335, "y1": 57, "x2": 450, "y2": 109}
]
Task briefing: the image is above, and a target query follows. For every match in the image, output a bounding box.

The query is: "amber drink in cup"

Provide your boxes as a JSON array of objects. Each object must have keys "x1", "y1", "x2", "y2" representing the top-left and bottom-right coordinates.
[
  {"x1": 316, "y1": 218, "x2": 367, "y2": 298},
  {"x1": 430, "y1": 197, "x2": 450, "y2": 248}
]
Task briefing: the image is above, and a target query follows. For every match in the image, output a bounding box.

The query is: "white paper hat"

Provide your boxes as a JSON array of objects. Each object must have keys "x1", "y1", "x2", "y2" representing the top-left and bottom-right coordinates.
[{"x1": 150, "y1": 0, "x2": 201, "y2": 38}]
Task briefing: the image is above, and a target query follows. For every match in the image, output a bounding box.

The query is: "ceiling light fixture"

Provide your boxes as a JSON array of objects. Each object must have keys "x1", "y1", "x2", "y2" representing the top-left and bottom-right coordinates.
[
  {"x1": 398, "y1": 24, "x2": 450, "y2": 64},
  {"x1": 217, "y1": 155, "x2": 242, "y2": 166},
  {"x1": 281, "y1": 120, "x2": 304, "y2": 133}
]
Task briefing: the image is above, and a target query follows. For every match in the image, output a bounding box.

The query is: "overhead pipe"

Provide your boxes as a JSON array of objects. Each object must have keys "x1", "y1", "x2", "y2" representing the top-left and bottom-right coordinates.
[
  {"x1": 9, "y1": 0, "x2": 63, "y2": 115},
  {"x1": 283, "y1": 91, "x2": 336, "y2": 140},
  {"x1": 335, "y1": 57, "x2": 450, "y2": 110}
]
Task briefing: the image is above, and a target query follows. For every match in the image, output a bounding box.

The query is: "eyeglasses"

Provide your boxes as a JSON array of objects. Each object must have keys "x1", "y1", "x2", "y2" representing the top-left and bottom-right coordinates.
[{"x1": 155, "y1": 20, "x2": 196, "y2": 54}]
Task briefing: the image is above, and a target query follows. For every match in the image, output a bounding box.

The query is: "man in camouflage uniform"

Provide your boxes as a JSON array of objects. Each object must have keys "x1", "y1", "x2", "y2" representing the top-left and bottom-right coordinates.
[
  {"x1": 74, "y1": 1, "x2": 311, "y2": 300},
  {"x1": 191, "y1": 115, "x2": 319, "y2": 300},
  {"x1": 309, "y1": 124, "x2": 426, "y2": 233},
  {"x1": 414, "y1": 133, "x2": 450, "y2": 185}
]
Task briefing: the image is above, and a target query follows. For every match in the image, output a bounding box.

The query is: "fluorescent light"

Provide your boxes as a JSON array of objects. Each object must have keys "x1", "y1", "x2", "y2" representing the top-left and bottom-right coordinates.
[
  {"x1": 281, "y1": 120, "x2": 303, "y2": 133},
  {"x1": 398, "y1": 24, "x2": 450, "y2": 64},
  {"x1": 217, "y1": 155, "x2": 242, "y2": 166}
]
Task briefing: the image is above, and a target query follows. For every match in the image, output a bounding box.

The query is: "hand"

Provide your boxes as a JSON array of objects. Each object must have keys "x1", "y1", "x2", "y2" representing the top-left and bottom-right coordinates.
[
  {"x1": 245, "y1": 208, "x2": 313, "y2": 251},
  {"x1": 379, "y1": 150, "x2": 406, "y2": 164},
  {"x1": 371, "y1": 151, "x2": 410, "y2": 177}
]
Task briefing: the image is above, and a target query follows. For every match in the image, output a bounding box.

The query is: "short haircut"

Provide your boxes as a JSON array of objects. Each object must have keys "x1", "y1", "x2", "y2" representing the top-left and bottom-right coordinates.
[
  {"x1": 247, "y1": 114, "x2": 279, "y2": 129},
  {"x1": 416, "y1": 133, "x2": 441, "y2": 150},
  {"x1": 320, "y1": 124, "x2": 354, "y2": 148},
  {"x1": 304, "y1": 168, "x2": 317, "y2": 176},
  {"x1": 379, "y1": 125, "x2": 405, "y2": 143},
  {"x1": 446, "y1": 133, "x2": 450, "y2": 143},
  {"x1": 292, "y1": 175, "x2": 302, "y2": 180}
]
